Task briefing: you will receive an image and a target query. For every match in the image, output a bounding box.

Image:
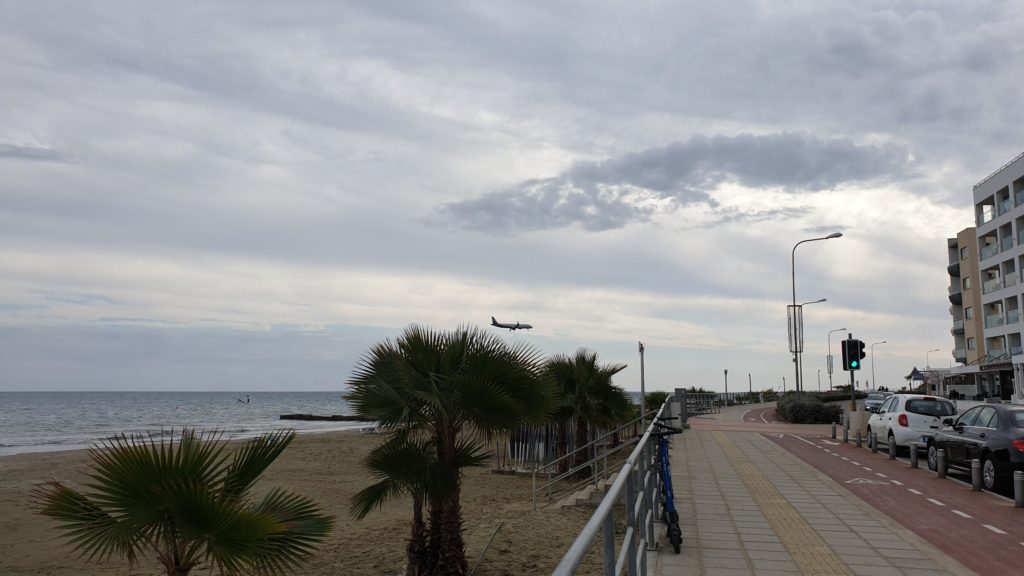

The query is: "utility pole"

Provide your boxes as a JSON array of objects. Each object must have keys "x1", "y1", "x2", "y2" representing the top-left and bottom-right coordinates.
[
  {"x1": 638, "y1": 341, "x2": 646, "y2": 422},
  {"x1": 724, "y1": 369, "x2": 729, "y2": 406}
]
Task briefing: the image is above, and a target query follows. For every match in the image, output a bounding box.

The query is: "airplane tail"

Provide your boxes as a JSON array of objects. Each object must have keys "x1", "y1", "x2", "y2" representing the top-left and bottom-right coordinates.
[{"x1": 491, "y1": 316, "x2": 498, "y2": 325}]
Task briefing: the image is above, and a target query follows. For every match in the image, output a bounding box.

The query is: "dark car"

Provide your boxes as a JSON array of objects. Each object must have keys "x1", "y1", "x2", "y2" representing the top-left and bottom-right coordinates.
[{"x1": 927, "y1": 403, "x2": 1024, "y2": 492}]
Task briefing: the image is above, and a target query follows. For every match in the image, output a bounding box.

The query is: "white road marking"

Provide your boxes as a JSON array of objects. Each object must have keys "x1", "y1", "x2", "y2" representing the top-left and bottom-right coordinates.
[
  {"x1": 842, "y1": 457, "x2": 850, "y2": 461},
  {"x1": 927, "y1": 498, "x2": 945, "y2": 507},
  {"x1": 846, "y1": 478, "x2": 890, "y2": 485},
  {"x1": 908, "y1": 489, "x2": 923, "y2": 495},
  {"x1": 952, "y1": 510, "x2": 972, "y2": 519},
  {"x1": 862, "y1": 467, "x2": 873, "y2": 471},
  {"x1": 891, "y1": 480, "x2": 903, "y2": 486},
  {"x1": 791, "y1": 435, "x2": 817, "y2": 446},
  {"x1": 983, "y1": 524, "x2": 1007, "y2": 535},
  {"x1": 822, "y1": 440, "x2": 840, "y2": 446},
  {"x1": 851, "y1": 461, "x2": 861, "y2": 466},
  {"x1": 824, "y1": 449, "x2": 832, "y2": 453},
  {"x1": 761, "y1": 411, "x2": 770, "y2": 424},
  {"x1": 876, "y1": 473, "x2": 887, "y2": 478}
]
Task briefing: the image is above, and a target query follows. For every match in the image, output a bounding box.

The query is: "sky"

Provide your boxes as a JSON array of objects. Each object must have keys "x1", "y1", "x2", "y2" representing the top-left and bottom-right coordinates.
[{"x1": 2, "y1": 1, "x2": 1022, "y2": 393}]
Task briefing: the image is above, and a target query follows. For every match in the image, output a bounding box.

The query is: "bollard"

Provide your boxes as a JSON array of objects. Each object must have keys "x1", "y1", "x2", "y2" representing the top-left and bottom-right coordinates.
[
  {"x1": 888, "y1": 438, "x2": 896, "y2": 460},
  {"x1": 937, "y1": 449, "x2": 946, "y2": 478},
  {"x1": 831, "y1": 422, "x2": 836, "y2": 440},
  {"x1": 842, "y1": 425, "x2": 848, "y2": 443},
  {"x1": 910, "y1": 445, "x2": 919, "y2": 469},
  {"x1": 971, "y1": 459, "x2": 982, "y2": 491},
  {"x1": 856, "y1": 430, "x2": 862, "y2": 448},
  {"x1": 1015, "y1": 471, "x2": 1024, "y2": 508},
  {"x1": 870, "y1": 432, "x2": 878, "y2": 453}
]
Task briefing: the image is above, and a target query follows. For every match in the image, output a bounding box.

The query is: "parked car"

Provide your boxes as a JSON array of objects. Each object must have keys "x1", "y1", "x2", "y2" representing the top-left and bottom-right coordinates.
[
  {"x1": 927, "y1": 404, "x2": 1024, "y2": 492},
  {"x1": 864, "y1": 391, "x2": 894, "y2": 412},
  {"x1": 867, "y1": 394, "x2": 957, "y2": 451}
]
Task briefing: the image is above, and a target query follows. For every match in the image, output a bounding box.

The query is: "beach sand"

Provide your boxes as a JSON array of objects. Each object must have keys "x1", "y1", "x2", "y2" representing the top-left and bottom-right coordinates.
[{"x1": 0, "y1": 430, "x2": 604, "y2": 576}]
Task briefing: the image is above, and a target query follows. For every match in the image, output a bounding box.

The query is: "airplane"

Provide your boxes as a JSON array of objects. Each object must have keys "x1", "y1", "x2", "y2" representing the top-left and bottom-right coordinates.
[{"x1": 491, "y1": 316, "x2": 533, "y2": 331}]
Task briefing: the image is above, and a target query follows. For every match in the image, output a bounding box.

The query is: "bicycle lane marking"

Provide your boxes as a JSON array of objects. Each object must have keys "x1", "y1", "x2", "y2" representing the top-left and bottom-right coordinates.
[
  {"x1": 766, "y1": 433, "x2": 1022, "y2": 576},
  {"x1": 711, "y1": 431, "x2": 853, "y2": 576}
]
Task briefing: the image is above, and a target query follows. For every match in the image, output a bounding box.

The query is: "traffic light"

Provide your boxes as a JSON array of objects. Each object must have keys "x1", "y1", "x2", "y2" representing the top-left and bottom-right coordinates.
[{"x1": 842, "y1": 339, "x2": 866, "y2": 371}]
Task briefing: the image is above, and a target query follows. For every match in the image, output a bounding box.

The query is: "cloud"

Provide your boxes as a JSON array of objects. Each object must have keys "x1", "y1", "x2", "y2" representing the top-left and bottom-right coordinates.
[
  {"x1": 436, "y1": 132, "x2": 912, "y2": 233},
  {"x1": 0, "y1": 143, "x2": 63, "y2": 162}
]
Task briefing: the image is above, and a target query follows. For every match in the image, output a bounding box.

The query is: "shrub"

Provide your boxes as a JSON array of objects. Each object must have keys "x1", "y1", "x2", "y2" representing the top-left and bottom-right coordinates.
[{"x1": 777, "y1": 394, "x2": 842, "y2": 424}]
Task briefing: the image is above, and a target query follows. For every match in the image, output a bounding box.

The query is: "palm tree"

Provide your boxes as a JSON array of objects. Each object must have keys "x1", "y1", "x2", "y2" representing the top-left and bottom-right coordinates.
[
  {"x1": 547, "y1": 349, "x2": 629, "y2": 476},
  {"x1": 33, "y1": 429, "x2": 333, "y2": 576},
  {"x1": 344, "y1": 324, "x2": 556, "y2": 576}
]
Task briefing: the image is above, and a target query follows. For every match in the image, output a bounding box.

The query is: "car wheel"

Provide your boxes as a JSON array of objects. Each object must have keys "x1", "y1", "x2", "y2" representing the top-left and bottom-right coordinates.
[
  {"x1": 927, "y1": 443, "x2": 938, "y2": 471},
  {"x1": 982, "y1": 454, "x2": 1009, "y2": 493}
]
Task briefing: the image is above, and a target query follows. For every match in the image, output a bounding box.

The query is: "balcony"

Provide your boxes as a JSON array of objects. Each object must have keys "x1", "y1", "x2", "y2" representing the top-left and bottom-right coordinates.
[
  {"x1": 1000, "y1": 199, "x2": 1013, "y2": 215},
  {"x1": 951, "y1": 319, "x2": 965, "y2": 333},
  {"x1": 1009, "y1": 310, "x2": 1021, "y2": 325},
  {"x1": 985, "y1": 314, "x2": 1005, "y2": 329},
  {"x1": 949, "y1": 290, "x2": 963, "y2": 305},
  {"x1": 1003, "y1": 235, "x2": 1015, "y2": 251},
  {"x1": 983, "y1": 277, "x2": 1002, "y2": 294},
  {"x1": 1013, "y1": 346, "x2": 1024, "y2": 356},
  {"x1": 947, "y1": 261, "x2": 961, "y2": 276},
  {"x1": 953, "y1": 348, "x2": 967, "y2": 362},
  {"x1": 981, "y1": 243, "x2": 1000, "y2": 260},
  {"x1": 1006, "y1": 273, "x2": 1019, "y2": 289}
]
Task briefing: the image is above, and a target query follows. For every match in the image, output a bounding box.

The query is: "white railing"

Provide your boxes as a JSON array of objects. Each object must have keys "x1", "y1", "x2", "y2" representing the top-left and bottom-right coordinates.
[{"x1": 551, "y1": 400, "x2": 672, "y2": 576}]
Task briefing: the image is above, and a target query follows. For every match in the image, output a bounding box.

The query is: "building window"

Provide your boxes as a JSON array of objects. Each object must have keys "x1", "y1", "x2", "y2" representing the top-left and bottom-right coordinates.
[
  {"x1": 966, "y1": 307, "x2": 974, "y2": 320},
  {"x1": 968, "y1": 337, "x2": 977, "y2": 350},
  {"x1": 963, "y1": 276, "x2": 971, "y2": 290},
  {"x1": 961, "y1": 246, "x2": 968, "y2": 260}
]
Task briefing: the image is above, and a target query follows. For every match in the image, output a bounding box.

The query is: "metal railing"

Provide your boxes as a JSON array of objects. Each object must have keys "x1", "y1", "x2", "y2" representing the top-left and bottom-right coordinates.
[{"x1": 551, "y1": 399, "x2": 674, "y2": 576}]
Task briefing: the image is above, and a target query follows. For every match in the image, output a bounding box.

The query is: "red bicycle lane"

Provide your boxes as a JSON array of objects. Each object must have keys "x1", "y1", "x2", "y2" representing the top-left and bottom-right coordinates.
[{"x1": 765, "y1": 432, "x2": 1024, "y2": 576}]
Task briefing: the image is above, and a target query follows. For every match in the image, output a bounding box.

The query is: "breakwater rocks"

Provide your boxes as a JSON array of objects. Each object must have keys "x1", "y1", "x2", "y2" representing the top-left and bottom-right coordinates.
[{"x1": 279, "y1": 414, "x2": 365, "y2": 422}]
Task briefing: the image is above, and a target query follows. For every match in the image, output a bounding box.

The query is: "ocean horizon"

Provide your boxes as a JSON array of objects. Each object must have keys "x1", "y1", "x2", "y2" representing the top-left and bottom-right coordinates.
[{"x1": 0, "y1": 391, "x2": 368, "y2": 457}]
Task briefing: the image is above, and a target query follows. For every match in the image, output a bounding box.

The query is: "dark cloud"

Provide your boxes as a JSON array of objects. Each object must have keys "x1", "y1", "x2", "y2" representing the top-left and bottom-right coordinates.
[
  {"x1": 0, "y1": 143, "x2": 63, "y2": 162},
  {"x1": 437, "y1": 132, "x2": 911, "y2": 233}
]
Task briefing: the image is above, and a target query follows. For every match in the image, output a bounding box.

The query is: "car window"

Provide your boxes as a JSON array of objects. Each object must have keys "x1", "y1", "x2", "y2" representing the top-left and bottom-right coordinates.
[
  {"x1": 867, "y1": 394, "x2": 883, "y2": 401},
  {"x1": 1012, "y1": 411, "x2": 1024, "y2": 428},
  {"x1": 957, "y1": 407, "x2": 982, "y2": 427},
  {"x1": 974, "y1": 407, "x2": 998, "y2": 428},
  {"x1": 875, "y1": 398, "x2": 892, "y2": 412},
  {"x1": 887, "y1": 398, "x2": 901, "y2": 413},
  {"x1": 905, "y1": 399, "x2": 956, "y2": 417}
]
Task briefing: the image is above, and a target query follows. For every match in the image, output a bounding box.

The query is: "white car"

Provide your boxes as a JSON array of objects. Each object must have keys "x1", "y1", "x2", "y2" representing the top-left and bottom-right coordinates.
[
  {"x1": 866, "y1": 394, "x2": 958, "y2": 450},
  {"x1": 864, "y1": 391, "x2": 894, "y2": 412}
]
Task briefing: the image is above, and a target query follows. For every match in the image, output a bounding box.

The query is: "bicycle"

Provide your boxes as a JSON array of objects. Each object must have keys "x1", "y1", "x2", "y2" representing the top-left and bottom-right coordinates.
[{"x1": 652, "y1": 416, "x2": 683, "y2": 553}]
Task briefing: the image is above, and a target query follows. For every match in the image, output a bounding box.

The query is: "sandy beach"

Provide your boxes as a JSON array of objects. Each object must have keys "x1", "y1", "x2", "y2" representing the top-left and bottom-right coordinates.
[{"x1": 0, "y1": 429, "x2": 603, "y2": 576}]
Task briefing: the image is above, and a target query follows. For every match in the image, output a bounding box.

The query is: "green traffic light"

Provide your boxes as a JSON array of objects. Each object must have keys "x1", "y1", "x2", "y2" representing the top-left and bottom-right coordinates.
[{"x1": 851, "y1": 360, "x2": 859, "y2": 368}]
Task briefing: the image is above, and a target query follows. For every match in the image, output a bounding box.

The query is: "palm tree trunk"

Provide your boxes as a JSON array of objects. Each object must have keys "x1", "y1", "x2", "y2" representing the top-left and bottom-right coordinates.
[
  {"x1": 406, "y1": 493, "x2": 428, "y2": 576},
  {"x1": 572, "y1": 418, "x2": 590, "y2": 479},
  {"x1": 427, "y1": 427, "x2": 468, "y2": 576}
]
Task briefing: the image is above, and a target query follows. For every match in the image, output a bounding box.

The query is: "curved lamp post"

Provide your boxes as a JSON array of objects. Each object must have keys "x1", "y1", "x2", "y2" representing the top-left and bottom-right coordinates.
[
  {"x1": 797, "y1": 299, "x2": 826, "y2": 394},
  {"x1": 827, "y1": 327, "x2": 847, "y2": 391},
  {"x1": 926, "y1": 347, "x2": 941, "y2": 395},
  {"x1": 790, "y1": 232, "x2": 843, "y2": 395},
  {"x1": 870, "y1": 340, "x2": 887, "y2": 390}
]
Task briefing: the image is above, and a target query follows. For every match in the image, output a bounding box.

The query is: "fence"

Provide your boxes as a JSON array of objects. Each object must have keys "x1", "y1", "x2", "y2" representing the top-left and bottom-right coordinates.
[{"x1": 550, "y1": 398, "x2": 675, "y2": 576}]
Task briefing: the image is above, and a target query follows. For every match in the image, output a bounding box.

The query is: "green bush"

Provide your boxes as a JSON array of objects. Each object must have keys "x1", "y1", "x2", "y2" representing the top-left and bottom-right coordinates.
[{"x1": 776, "y1": 394, "x2": 842, "y2": 424}]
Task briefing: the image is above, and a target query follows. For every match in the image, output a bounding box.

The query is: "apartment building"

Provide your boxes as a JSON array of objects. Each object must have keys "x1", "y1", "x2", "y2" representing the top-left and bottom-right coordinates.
[
  {"x1": 956, "y1": 152, "x2": 1024, "y2": 402},
  {"x1": 947, "y1": 228, "x2": 986, "y2": 395}
]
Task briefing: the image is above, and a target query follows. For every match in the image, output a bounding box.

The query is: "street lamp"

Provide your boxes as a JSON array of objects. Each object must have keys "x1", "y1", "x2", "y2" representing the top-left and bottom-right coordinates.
[
  {"x1": 817, "y1": 368, "x2": 822, "y2": 392},
  {"x1": 926, "y1": 348, "x2": 940, "y2": 370},
  {"x1": 790, "y1": 233, "x2": 843, "y2": 395},
  {"x1": 870, "y1": 341, "x2": 887, "y2": 390},
  {"x1": 827, "y1": 327, "x2": 847, "y2": 391},
  {"x1": 797, "y1": 298, "x2": 826, "y2": 396}
]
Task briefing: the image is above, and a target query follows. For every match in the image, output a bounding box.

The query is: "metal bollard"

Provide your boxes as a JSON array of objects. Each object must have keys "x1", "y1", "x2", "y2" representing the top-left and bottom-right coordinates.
[
  {"x1": 870, "y1": 432, "x2": 877, "y2": 453},
  {"x1": 971, "y1": 459, "x2": 982, "y2": 491},
  {"x1": 910, "y1": 445, "x2": 918, "y2": 469},
  {"x1": 843, "y1": 425, "x2": 848, "y2": 443},
  {"x1": 831, "y1": 422, "x2": 836, "y2": 440},
  {"x1": 856, "y1": 430, "x2": 862, "y2": 448},
  {"x1": 937, "y1": 449, "x2": 946, "y2": 478},
  {"x1": 1015, "y1": 471, "x2": 1024, "y2": 508},
  {"x1": 889, "y1": 439, "x2": 896, "y2": 460}
]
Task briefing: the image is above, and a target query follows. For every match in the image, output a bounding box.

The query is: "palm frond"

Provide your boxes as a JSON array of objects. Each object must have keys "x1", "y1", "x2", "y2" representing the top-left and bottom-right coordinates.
[{"x1": 221, "y1": 429, "x2": 294, "y2": 501}]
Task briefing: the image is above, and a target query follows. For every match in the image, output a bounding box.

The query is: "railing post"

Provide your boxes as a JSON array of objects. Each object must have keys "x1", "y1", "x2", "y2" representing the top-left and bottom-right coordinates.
[{"x1": 602, "y1": 514, "x2": 615, "y2": 576}]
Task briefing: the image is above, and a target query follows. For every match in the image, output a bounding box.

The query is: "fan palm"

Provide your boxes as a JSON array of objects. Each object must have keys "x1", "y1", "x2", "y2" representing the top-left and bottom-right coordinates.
[
  {"x1": 33, "y1": 428, "x2": 333, "y2": 576},
  {"x1": 547, "y1": 349, "x2": 629, "y2": 476},
  {"x1": 344, "y1": 324, "x2": 556, "y2": 576}
]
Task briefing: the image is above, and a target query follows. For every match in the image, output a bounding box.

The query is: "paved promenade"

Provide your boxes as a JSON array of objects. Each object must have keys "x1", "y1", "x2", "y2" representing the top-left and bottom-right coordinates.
[{"x1": 649, "y1": 404, "x2": 979, "y2": 576}]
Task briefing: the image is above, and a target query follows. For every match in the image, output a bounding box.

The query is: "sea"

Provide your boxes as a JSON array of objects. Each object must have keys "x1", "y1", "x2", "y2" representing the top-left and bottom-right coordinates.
[{"x1": 0, "y1": 391, "x2": 367, "y2": 457}]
